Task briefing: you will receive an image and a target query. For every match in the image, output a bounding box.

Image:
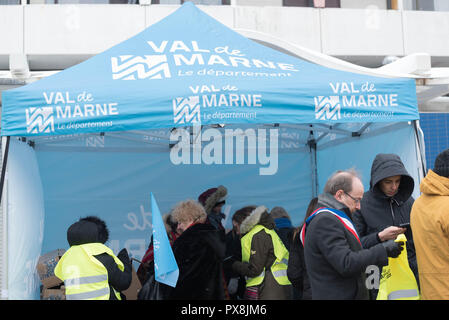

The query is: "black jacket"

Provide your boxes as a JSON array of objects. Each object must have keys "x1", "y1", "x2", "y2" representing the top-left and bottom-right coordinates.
[
  {"x1": 67, "y1": 220, "x2": 132, "y2": 300},
  {"x1": 287, "y1": 229, "x2": 312, "y2": 300},
  {"x1": 353, "y1": 153, "x2": 418, "y2": 281},
  {"x1": 223, "y1": 230, "x2": 246, "y2": 300},
  {"x1": 303, "y1": 193, "x2": 388, "y2": 300},
  {"x1": 167, "y1": 223, "x2": 226, "y2": 300}
]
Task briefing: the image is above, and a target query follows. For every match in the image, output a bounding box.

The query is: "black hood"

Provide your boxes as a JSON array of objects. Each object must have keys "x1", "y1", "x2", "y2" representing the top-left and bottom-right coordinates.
[
  {"x1": 67, "y1": 220, "x2": 99, "y2": 246},
  {"x1": 369, "y1": 153, "x2": 414, "y2": 202}
]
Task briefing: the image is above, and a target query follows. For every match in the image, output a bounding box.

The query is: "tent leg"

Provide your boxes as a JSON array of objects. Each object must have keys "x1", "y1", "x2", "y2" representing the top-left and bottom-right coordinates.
[
  {"x1": 0, "y1": 136, "x2": 10, "y2": 204},
  {"x1": 0, "y1": 136, "x2": 10, "y2": 300},
  {"x1": 308, "y1": 138, "x2": 318, "y2": 198},
  {"x1": 412, "y1": 120, "x2": 427, "y2": 178}
]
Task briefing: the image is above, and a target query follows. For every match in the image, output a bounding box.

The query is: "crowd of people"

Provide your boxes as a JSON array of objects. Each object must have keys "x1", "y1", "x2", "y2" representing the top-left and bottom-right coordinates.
[{"x1": 53, "y1": 148, "x2": 449, "y2": 300}]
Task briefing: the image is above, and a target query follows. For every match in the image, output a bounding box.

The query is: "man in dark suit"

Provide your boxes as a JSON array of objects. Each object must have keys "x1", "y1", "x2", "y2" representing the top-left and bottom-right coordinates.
[{"x1": 302, "y1": 169, "x2": 404, "y2": 300}]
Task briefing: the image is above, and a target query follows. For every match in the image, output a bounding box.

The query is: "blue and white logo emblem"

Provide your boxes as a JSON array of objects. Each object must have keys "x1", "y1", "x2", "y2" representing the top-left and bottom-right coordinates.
[
  {"x1": 26, "y1": 107, "x2": 55, "y2": 134},
  {"x1": 111, "y1": 55, "x2": 171, "y2": 80},
  {"x1": 172, "y1": 96, "x2": 201, "y2": 125},
  {"x1": 314, "y1": 96, "x2": 341, "y2": 120}
]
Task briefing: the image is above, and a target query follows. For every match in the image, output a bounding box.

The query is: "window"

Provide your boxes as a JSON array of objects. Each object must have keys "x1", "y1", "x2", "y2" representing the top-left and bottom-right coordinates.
[
  {"x1": 283, "y1": 0, "x2": 340, "y2": 8},
  {"x1": 0, "y1": 0, "x2": 20, "y2": 4},
  {"x1": 152, "y1": 0, "x2": 229, "y2": 4}
]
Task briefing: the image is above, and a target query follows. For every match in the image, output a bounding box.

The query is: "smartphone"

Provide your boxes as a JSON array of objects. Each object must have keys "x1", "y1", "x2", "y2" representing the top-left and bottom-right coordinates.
[{"x1": 398, "y1": 222, "x2": 410, "y2": 228}]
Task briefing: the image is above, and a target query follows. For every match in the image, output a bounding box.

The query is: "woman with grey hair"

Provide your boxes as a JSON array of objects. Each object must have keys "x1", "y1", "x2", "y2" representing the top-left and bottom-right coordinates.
[
  {"x1": 165, "y1": 199, "x2": 227, "y2": 299},
  {"x1": 172, "y1": 199, "x2": 207, "y2": 234}
]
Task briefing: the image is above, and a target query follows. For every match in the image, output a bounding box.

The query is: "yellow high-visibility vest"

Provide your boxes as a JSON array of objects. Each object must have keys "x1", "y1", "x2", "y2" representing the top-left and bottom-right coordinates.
[
  {"x1": 377, "y1": 234, "x2": 420, "y2": 300},
  {"x1": 241, "y1": 224, "x2": 291, "y2": 287},
  {"x1": 54, "y1": 243, "x2": 124, "y2": 300}
]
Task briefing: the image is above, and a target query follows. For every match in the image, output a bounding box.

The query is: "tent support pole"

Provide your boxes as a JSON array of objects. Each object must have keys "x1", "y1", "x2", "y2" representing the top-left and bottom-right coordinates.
[
  {"x1": 353, "y1": 122, "x2": 372, "y2": 137},
  {"x1": 0, "y1": 136, "x2": 10, "y2": 206},
  {"x1": 412, "y1": 120, "x2": 427, "y2": 177},
  {"x1": 0, "y1": 136, "x2": 10, "y2": 300},
  {"x1": 308, "y1": 136, "x2": 318, "y2": 199}
]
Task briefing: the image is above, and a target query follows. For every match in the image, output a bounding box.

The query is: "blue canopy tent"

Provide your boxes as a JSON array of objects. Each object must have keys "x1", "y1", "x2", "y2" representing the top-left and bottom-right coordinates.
[{"x1": 0, "y1": 2, "x2": 425, "y2": 299}]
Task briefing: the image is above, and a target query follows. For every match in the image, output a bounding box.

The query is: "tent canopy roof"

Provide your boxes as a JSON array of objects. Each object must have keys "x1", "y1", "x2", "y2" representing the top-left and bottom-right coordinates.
[{"x1": 1, "y1": 2, "x2": 418, "y2": 137}]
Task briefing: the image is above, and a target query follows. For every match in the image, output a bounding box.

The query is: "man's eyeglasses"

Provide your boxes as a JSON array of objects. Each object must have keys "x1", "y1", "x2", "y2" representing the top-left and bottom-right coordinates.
[{"x1": 344, "y1": 192, "x2": 362, "y2": 204}]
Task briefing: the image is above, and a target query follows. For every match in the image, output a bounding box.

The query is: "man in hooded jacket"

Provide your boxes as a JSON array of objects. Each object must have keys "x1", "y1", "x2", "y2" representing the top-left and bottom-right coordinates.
[{"x1": 353, "y1": 153, "x2": 419, "y2": 297}]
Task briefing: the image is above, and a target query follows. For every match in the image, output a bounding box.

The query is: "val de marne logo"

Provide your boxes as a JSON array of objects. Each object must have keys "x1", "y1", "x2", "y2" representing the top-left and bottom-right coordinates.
[
  {"x1": 111, "y1": 55, "x2": 171, "y2": 80},
  {"x1": 26, "y1": 107, "x2": 55, "y2": 134},
  {"x1": 172, "y1": 96, "x2": 201, "y2": 125},
  {"x1": 314, "y1": 95, "x2": 341, "y2": 120}
]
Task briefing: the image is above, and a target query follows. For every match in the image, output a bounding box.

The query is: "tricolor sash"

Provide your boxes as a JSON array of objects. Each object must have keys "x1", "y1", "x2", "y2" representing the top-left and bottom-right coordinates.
[{"x1": 300, "y1": 207, "x2": 361, "y2": 246}]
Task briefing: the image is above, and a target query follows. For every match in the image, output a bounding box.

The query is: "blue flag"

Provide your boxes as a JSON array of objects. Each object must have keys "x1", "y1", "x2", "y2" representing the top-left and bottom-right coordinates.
[{"x1": 151, "y1": 192, "x2": 179, "y2": 287}]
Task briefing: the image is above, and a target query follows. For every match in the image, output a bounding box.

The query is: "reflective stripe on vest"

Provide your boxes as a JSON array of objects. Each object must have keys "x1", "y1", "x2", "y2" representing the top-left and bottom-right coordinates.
[
  {"x1": 241, "y1": 225, "x2": 291, "y2": 287},
  {"x1": 55, "y1": 243, "x2": 124, "y2": 300},
  {"x1": 64, "y1": 274, "x2": 108, "y2": 287},
  {"x1": 388, "y1": 289, "x2": 420, "y2": 300},
  {"x1": 66, "y1": 287, "x2": 110, "y2": 300}
]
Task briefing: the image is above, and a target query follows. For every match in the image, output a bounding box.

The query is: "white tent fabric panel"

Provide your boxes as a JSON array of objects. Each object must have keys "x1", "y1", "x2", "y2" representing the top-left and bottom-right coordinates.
[{"x1": 6, "y1": 139, "x2": 44, "y2": 299}]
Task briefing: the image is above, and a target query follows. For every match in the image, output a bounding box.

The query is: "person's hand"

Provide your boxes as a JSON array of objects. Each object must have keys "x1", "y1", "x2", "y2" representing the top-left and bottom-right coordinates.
[
  {"x1": 382, "y1": 240, "x2": 404, "y2": 258},
  {"x1": 231, "y1": 260, "x2": 243, "y2": 272},
  {"x1": 117, "y1": 248, "x2": 130, "y2": 264},
  {"x1": 378, "y1": 226, "x2": 406, "y2": 242}
]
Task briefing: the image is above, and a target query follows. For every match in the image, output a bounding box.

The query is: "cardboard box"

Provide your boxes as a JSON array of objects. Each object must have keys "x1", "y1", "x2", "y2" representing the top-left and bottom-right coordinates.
[
  {"x1": 122, "y1": 266, "x2": 142, "y2": 300},
  {"x1": 41, "y1": 287, "x2": 66, "y2": 300},
  {"x1": 37, "y1": 249, "x2": 66, "y2": 288}
]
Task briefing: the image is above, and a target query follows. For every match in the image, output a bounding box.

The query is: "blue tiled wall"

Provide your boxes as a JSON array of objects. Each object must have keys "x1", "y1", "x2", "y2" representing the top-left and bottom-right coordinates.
[{"x1": 419, "y1": 113, "x2": 449, "y2": 170}]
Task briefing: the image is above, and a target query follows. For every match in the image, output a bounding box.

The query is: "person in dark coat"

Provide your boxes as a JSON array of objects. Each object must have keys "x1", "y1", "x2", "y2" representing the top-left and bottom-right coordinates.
[
  {"x1": 287, "y1": 197, "x2": 317, "y2": 300},
  {"x1": 166, "y1": 199, "x2": 226, "y2": 300},
  {"x1": 223, "y1": 205, "x2": 256, "y2": 300},
  {"x1": 303, "y1": 169, "x2": 404, "y2": 300},
  {"x1": 353, "y1": 153, "x2": 419, "y2": 298}
]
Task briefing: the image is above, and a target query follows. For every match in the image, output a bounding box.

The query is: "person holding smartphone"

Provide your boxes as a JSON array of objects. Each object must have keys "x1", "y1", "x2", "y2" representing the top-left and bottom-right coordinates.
[{"x1": 353, "y1": 153, "x2": 419, "y2": 298}]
